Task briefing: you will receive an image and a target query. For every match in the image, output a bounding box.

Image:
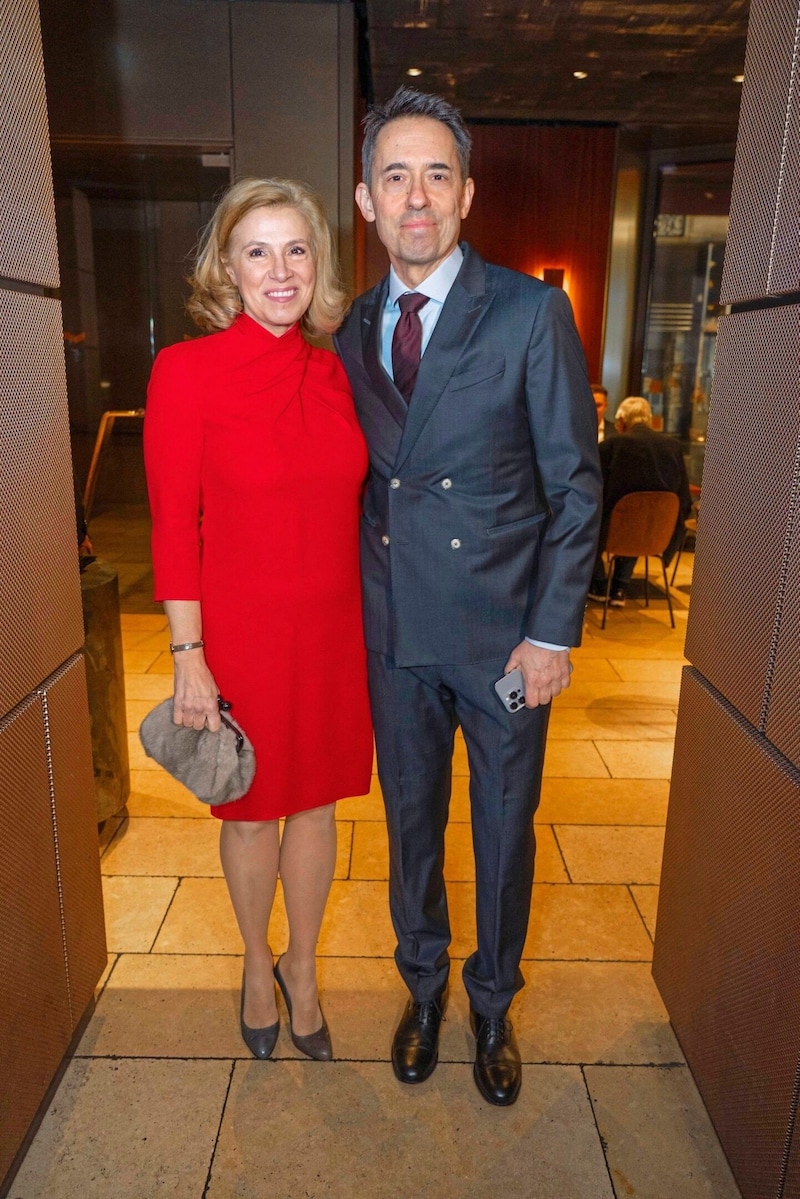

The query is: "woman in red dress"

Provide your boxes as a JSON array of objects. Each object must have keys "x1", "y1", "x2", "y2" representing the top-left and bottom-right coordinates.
[{"x1": 143, "y1": 178, "x2": 373, "y2": 1061}]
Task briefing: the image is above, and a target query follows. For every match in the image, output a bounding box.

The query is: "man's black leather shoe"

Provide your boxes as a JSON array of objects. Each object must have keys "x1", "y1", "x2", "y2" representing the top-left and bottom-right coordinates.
[
  {"x1": 391, "y1": 988, "x2": 448, "y2": 1084},
  {"x1": 470, "y1": 1008, "x2": 522, "y2": 1106}
]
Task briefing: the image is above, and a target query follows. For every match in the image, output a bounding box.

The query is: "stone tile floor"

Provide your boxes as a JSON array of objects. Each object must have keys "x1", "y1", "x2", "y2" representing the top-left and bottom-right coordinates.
[{"x1": 10, "y1": 547, "x2": 744, "y2": 1199}]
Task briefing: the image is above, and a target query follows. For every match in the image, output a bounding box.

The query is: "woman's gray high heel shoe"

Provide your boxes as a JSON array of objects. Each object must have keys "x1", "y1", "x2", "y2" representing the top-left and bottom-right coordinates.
[
  {"x1": 240, "y1": 970, "x2": 279, "y2": 1060},
  {"x1": 274, "y1": 957, "x2": 333, "y2": 1061}
]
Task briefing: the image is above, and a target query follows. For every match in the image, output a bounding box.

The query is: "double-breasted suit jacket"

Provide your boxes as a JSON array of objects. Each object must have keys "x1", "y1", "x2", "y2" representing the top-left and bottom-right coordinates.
[{"x1": 336, "y1": 243, "x2": 602, "y2": 665}]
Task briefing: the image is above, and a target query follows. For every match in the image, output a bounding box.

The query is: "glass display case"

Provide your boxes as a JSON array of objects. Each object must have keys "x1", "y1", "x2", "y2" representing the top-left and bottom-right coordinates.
[{"x1": 640, "y1": 161, "x2": 733, "y2": 464}]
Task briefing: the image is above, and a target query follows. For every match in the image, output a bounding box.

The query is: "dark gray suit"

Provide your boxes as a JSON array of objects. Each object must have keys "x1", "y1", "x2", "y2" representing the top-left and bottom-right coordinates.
[{"x1": 336, "y1": 243, "x2": 601, "y2": 1015}]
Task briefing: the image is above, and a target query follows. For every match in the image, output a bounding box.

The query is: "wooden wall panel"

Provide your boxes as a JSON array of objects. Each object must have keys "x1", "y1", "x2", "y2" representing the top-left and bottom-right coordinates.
[{"x1": 466, "y1": 124, "x2": 617, "y2": 383}]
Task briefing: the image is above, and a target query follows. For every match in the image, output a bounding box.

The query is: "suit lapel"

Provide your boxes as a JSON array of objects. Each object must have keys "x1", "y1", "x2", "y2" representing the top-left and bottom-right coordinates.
[
  {"x1": 394, "y1": 246, "x2": 492, "y2": 472},
  {"x1": 360, "y1": 277, "x2": 408, "y2": 431}
]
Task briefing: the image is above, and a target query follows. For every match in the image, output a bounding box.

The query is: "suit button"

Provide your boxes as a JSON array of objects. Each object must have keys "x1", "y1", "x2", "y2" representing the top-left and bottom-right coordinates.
[
  {"x1": 381, "y1": 535, "x2": 390, "y2": 546},
  {"x1": 441, "y1": 478, "x2": 452, "y2": 489},
  {"x1": 389, "y1": 478, "x2": 401, "y2": 489},
  {"x1": 450, "y1": 538, "x2": 461, "y2": 549}
]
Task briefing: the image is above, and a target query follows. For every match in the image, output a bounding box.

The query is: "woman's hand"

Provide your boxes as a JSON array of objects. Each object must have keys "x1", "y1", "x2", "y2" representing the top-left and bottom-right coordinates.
[{"x1": 172, "y1": 650, "x2": 222, "y2": 732}]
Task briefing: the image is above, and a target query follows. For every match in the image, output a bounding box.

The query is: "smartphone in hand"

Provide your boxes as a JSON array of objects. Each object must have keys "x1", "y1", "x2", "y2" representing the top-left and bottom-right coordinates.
[{"x1": 494, "y1": 668, "x2": 526, "y2": 712}]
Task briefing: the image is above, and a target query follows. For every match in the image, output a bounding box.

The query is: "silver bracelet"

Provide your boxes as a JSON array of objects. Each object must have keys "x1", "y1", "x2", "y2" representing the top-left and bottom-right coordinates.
[{"x1": 169, "y1": 640, "x2": 205, "y2": 654}]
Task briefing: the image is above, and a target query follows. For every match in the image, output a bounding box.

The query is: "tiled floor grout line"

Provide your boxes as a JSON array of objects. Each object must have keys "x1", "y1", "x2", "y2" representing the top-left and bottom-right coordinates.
[
  {"x1": 146, "y1": 876, "x2": 183, "y2": 953},
  {"x1": 581, "y1": 1063, "x2": 620, "y2": 1199},
  {"x1": 549, "y1": 824, "x2": 573, "y2": 883},
  {"x1": 201, "y1": 1059, "x2": 236, "y2": 1199}
]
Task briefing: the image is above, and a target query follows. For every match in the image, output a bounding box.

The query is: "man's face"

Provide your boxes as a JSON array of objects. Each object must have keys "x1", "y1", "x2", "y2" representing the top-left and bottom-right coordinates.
[
  {"x1": 356, "y1": 116, "x2": 474, "y2": 287},
  {"x1": 592, "y1": 389, "x2": 608, "y2": 426}
]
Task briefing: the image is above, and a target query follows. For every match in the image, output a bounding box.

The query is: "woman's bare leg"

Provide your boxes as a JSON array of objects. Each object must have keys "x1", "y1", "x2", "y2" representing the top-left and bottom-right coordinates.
[
  {"x1": 219, "y1": 819, "x2": 280, "y2": 1027},
  {"x1": 278, "y1": 803, "x2": 337, "y2": 1035}
]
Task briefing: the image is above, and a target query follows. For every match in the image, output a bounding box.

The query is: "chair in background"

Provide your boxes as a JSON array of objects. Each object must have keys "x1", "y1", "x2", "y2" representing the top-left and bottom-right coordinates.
[
  {"x1": 670, "y1": 483, "x2": 701, "y2": 584},
  {"x1": 599, "y1": 490, "x2": 681, "y2": 629}
]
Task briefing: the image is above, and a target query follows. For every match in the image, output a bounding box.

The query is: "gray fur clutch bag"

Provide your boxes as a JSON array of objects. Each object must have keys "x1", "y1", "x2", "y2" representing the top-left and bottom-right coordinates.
[{"x1": 139, "y1": 696, "x2": 256, "y2": 805}]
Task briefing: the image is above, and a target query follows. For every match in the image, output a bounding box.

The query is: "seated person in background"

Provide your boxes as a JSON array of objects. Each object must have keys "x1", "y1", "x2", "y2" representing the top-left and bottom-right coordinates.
[
  {"x1": 592, "y1": 384, "x2": 615, "y2": 443},
  {"x1": 588, "y1": 396, "x2": 692, "y2": 607}
]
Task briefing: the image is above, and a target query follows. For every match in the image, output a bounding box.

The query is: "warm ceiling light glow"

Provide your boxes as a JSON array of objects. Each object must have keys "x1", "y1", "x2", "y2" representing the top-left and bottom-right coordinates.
[
  {"x1": 733, "y1": 74, "x2": 744, "y2": 83},
  {"x1": 573, "y1": 70, "x2": 588, "y2": 79},
  {"x1": 406, "y1": 67, "x2": 423, "y2": 77}
]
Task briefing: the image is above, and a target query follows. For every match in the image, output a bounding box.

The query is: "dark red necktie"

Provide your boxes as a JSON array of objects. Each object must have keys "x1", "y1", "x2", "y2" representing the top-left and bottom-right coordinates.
[{"x1": 392, "y1": 292, "x2": 429, "y2": 402}]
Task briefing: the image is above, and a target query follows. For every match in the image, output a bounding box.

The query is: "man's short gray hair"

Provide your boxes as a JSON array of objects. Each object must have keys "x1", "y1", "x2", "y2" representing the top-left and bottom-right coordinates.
[
  {"x1": 615, "y1": 396, "x2": 653, "y2": 429},
  {"x1": 361, "y1": 86, "x2": 472, "y2": 187}
]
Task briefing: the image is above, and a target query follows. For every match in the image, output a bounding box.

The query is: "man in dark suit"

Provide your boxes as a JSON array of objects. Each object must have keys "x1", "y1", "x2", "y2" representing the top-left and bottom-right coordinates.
[
  {"x1": 335, "y1": 87, "x2": 601, "y2": 1106},
  {"x1": 588, "y1": 396, "x2": 692, "y2": 606},
  {"x1": 592, "y1": 384, "x2": 616, "y2": 443}
]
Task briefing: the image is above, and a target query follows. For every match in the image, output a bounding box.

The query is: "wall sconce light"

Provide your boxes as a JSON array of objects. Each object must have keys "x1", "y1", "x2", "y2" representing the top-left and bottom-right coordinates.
[
  {"x1": 406, "y1": 67, "x2": 423, "y2": 76},
  {"x1": 543, "y1": 268, "x2": 565, "y2": 288}
]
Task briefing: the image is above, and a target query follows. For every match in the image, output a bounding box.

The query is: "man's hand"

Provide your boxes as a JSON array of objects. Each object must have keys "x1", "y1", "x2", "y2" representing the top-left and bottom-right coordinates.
[{"x1": 504, "y1": 641, "x2": 573, "y2": 708}]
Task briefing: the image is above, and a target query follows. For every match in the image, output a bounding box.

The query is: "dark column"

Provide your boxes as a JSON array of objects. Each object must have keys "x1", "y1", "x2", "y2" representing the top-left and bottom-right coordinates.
[{"x1": 652, "y1": 2, "x2": 800, "y2": 1197}]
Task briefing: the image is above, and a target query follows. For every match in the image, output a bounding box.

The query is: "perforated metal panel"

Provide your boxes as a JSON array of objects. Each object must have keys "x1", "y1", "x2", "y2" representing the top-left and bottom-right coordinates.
[
  {"x1": 684, "y1": 305, "x2": 800, "y2": 731},
  {"x1": 0, "y1": 694, "x2": 72, "y2": 1182},
  {"x1": 765, "y1": 473, "x2": 800, "y2": 768},
  {"x1": 40, "y1": 654, "x2": 107, "y2": 1023},
  {"x1": 721, "y1": 0, "x2": 800, "y2": 303},
  {"x1": 0, "y1": 0, "x2": 59, "y2": 288},
  {"x1": 653, "y1": 668, "x2": 800, "y2": 1199},
  {"x1": 785, "y1": 1123, "x2": 800, "y2": 1199},
  {"x1": 0, "y1": 288, "x2": 84, "y2": 719}
]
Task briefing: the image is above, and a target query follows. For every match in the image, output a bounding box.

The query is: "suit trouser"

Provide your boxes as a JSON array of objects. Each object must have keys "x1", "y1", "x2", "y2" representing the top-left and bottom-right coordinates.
[{"x1": 367, "y1": 652, "x2": 550, "y2": 1018}]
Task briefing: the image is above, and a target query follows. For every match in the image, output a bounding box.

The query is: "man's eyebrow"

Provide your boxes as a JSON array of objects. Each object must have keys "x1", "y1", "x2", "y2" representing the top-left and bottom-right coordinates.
[{"x1": 380, "y1": 161, "x2": 453, "y2": 173}]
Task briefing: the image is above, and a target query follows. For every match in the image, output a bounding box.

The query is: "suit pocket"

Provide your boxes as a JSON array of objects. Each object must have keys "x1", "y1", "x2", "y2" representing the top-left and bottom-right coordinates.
[
  {"x1": 486, "y1": 511, "x2": 547, "y2": 537},
  {"x1": 449, "y1": 356, "x2": 506, "y2": 392}
]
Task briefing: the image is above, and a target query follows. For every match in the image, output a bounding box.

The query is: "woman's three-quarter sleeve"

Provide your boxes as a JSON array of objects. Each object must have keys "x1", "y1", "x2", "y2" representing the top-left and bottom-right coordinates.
[{"x1": 143, "y1": 346, "x2": 204, "y2": 601}]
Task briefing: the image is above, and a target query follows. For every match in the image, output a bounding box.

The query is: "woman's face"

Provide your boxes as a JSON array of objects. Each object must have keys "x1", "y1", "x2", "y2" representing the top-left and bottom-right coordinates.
[{"x1": 224, "y1": 205, "x2": 316, "y2": 336}]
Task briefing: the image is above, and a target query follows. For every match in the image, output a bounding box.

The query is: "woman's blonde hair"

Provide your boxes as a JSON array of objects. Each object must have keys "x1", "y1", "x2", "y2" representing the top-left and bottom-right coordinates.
[{"x1": 187, "y1": 177, "x2": 347, "y2": 336}]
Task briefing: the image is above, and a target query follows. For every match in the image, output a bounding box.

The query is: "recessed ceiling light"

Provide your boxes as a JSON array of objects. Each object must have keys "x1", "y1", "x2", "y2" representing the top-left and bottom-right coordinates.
[
  {"x1": 732, "y1": 74, "x2": 744, "y2": 83},
  {"x1": 406, "y1": 67, "x2": 423, "y2": 77},
  {"x1": 573, "y1": 71, "x2": 588, "y2": 79}
]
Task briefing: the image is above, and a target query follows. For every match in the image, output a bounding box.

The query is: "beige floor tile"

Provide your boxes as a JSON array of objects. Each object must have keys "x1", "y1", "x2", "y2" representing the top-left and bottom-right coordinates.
[
  {"x1": 586, "y1": 1065, "x2": 743, "y2": 1199},
  {"x1": 11, "y1": 1058, "x2": 230, "y2": 1199},
  {"x1": 548, "y1": 706, "x2": 677, "y2": 740},
  {"x1": 512, "y1": 961, "x2": 681, "y2": 1064},
  {"x1": 556, "y1": 825, "x2": 665, "y2": 885},
  {"x1": 608, "y1": 658, "x2": 688, "y2": 683},
  {"x1": 79, "y1": 953, "x2": 247, "y2": 1058},
  {"x1": 543, "y1": 739, "x2": 611, "y2": 778},
  {"x1": 335, "y1": 775, "x2": 385, "y2": 821},
  {"x1": 126, "y1": 769, "x2": 203, "y2": 818},
  {"x1": 147, "y1": 650, "x2": 176, "y2": 674},
  {"x1": 433, "y1": 883, "x2": 653, "y2": 962},
  {"x1": 348, "y1": 820, "x2": 567, "y2": 883},
  {"x1": 596, "y1": 739, "x2": 675, "y2": 779},
  {"x1": 128, "y1": 729, "x2": 161, "y2": 770},
  {"x1": 101, "y1": 875, "x2": 178, "y2": 952},
  {"x1": 125, "y1": 697, "x2": 158, "y2": 731},
  {"x1": 153, "y1": 877, "x2": 246, "y2": 954},
  {"x1": 153, "y1": 878, "x2": 396, "y2": 958},
  {"x1": 567, "y1": 657, "x2": 625, "y2": 682},
  {"x1": 533, "y1": 826, "x2": 570, "y2": 883},
  {"x1": 630, "y1": 884, "x2": 659, "y2": 939},
  {"x1": 207, "y1": 1061, "x2": 613, "y2": 1199},
  {"x1": 122, "y1": 649, "x2": 160, "y2": 674},
  {"x1": 520, "y1": 884, "x2": 654, "y2": 961},
  {"x1": 537, "y1": 778, "x2": 669, "y2": 825},
  {"x1": 553, "y1": 681, "x2": 683, "y2": 708},
  {"x1": 102, "y1": 815, "x2": 220, "y2": 877},
  {"x1": 123, "y1": 628, "x2": 171, "y2": 655},
  {"x1": 98, "y1": 810, "x2": 127, "y2": 855},
  {"x1": 120, "y1": 612, "x2": 168, "y2": 631},
  {"x1": 120, "y1": 672, "x2": 173, "y2": 702}
]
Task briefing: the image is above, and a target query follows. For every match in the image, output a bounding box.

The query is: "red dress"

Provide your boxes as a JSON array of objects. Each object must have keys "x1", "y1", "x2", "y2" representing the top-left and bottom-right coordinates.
[{"x1": 143, "y1": 313, "x2": 373, "y2": 820}]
